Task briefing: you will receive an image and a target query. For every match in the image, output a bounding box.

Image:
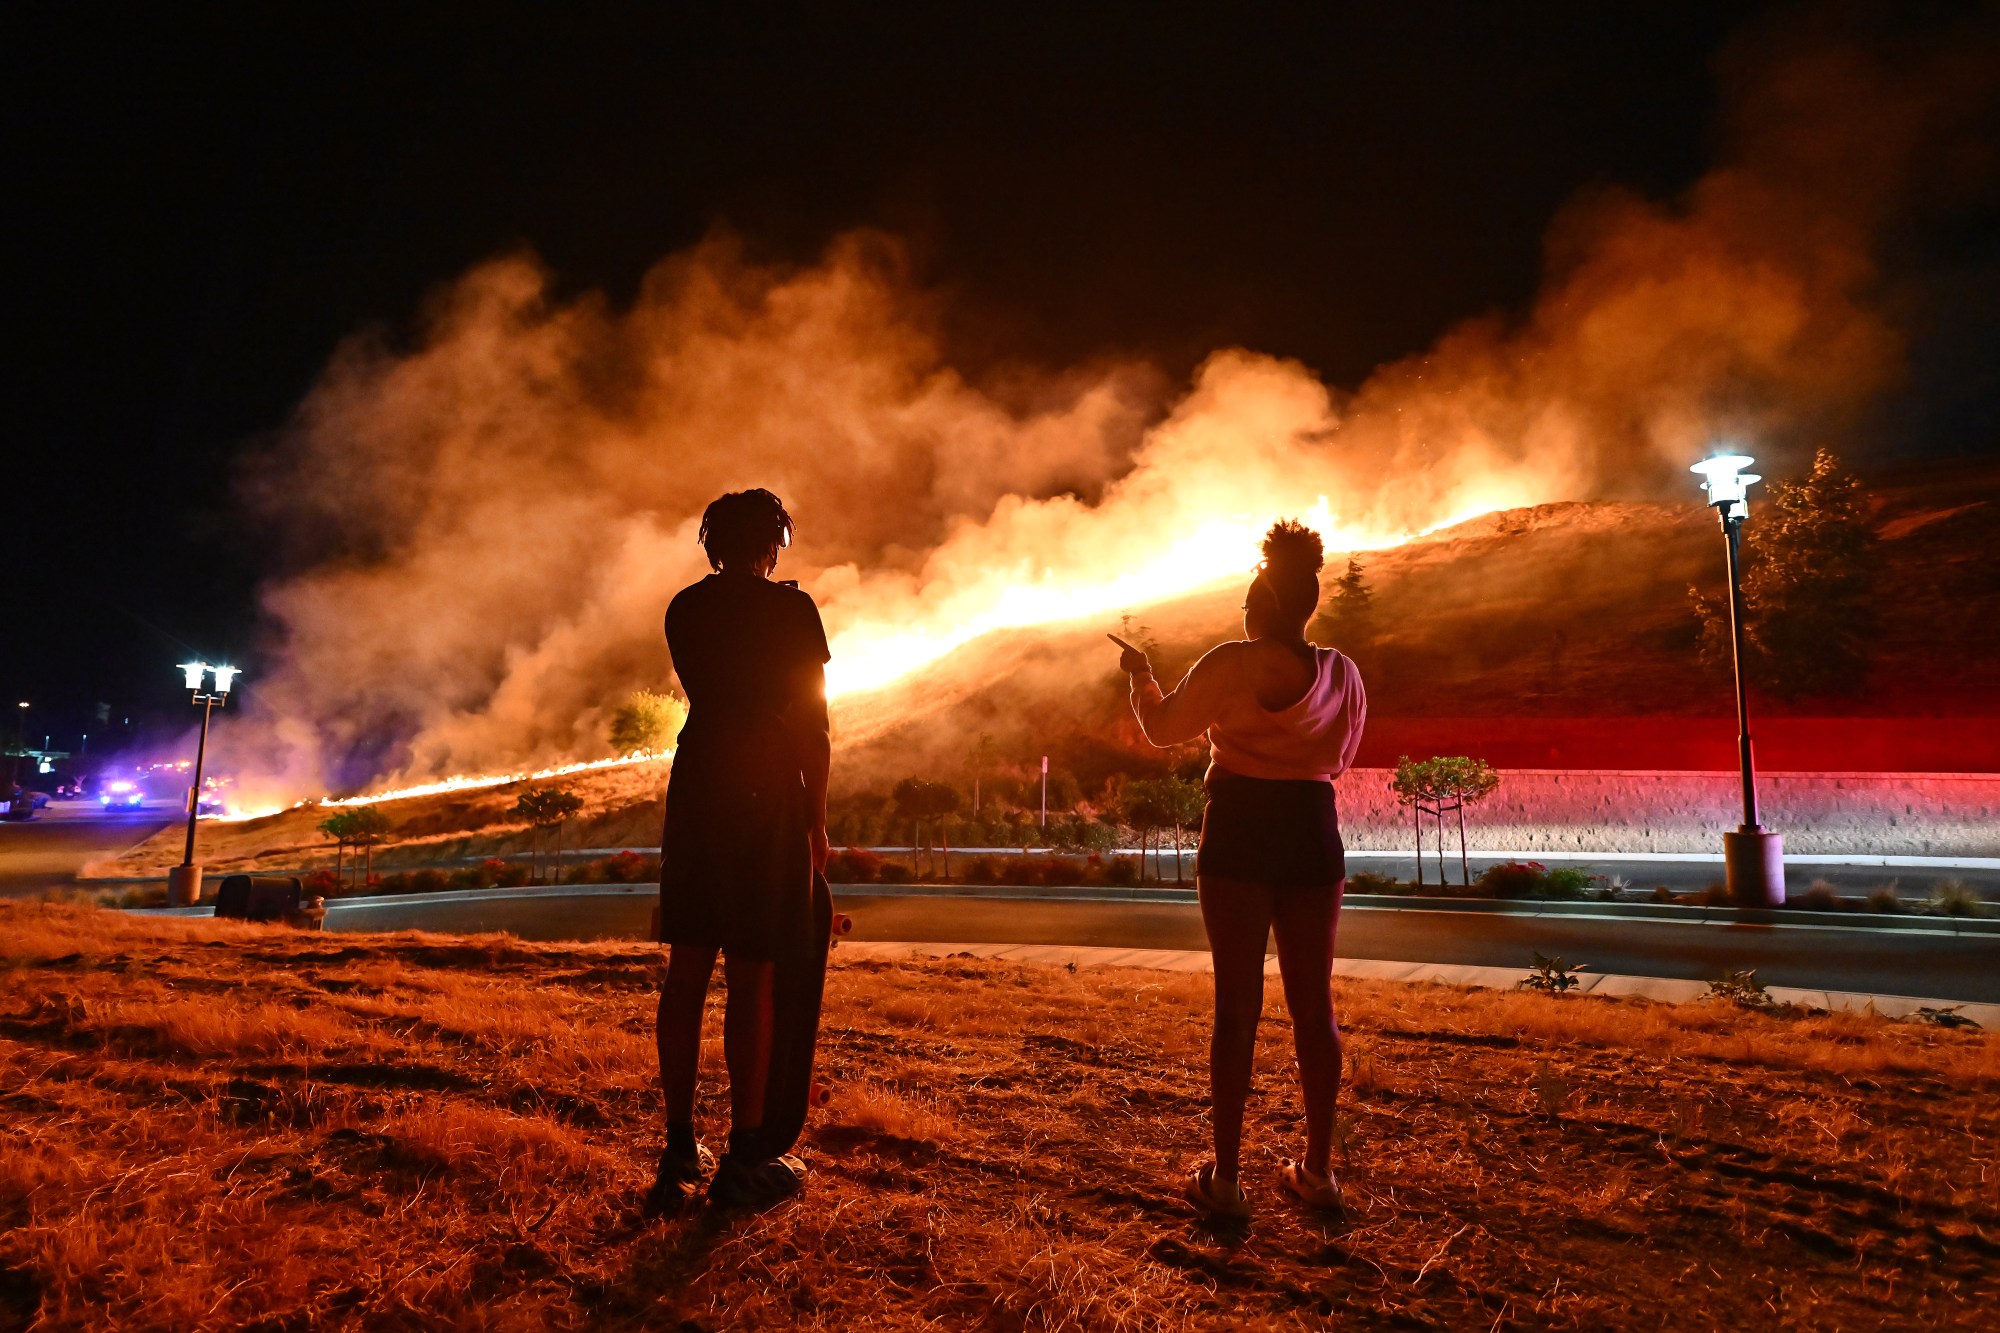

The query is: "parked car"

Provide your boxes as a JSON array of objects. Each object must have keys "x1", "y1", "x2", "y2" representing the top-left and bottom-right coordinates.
[
  {"x1": 0, "y1": 783, "x2": 34, "y2": 821},
  {"x1": 53, "y1": 778, "x2": 86, "y2": 800}
]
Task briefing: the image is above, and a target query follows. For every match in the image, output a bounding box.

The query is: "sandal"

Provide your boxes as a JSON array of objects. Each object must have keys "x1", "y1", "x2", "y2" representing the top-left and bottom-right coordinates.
[
  {"x1": 1277, "y1": 1159, "x2": 1346, "y2": 1212},
  {"x1": 1183, "y1": 1163, "x2": 1252, "y2": 1222},
  {"x1": 708, "y1": 1153, "x2": 807, "y2": 1211},
  {"x1": 642, "y1": 1142, "x2": 716, "y2": 1218}
]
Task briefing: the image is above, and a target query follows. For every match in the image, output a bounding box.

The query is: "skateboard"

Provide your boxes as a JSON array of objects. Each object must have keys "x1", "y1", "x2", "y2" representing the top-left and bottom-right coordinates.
[
  {"x1": 802, "y1": 912, "x2": 853, "y2": 1108},
  {"x1": 757, "y1": 871, "x2": 835, "y2": 1157}
]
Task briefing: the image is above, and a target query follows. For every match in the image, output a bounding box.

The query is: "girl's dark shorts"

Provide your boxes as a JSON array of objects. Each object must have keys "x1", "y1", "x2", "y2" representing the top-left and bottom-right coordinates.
[{"x1": 1197, "y1": 769, "x2": 1346, "y2": 888}]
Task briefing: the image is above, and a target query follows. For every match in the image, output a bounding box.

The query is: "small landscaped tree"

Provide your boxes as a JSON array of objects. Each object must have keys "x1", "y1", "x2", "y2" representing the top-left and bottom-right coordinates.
[
  {"x1": 1158, "y1": 776, "x2": 1205, "y2": 885},
  {"x1": 1392, "y1": 756, "x2": 1500, "y2": 888},
  {"x1": 344, "y1": 806, "x2": 392, "y2": 887},
  {"x1": 892, "y1": 778, "x2": 962, "y2": 879},
  {"x1": 608, "y1": 690, "x2": 688, "y2": 756},
  {"x1": 511, "y1": 787, "x2": 585, "y2": 884},
  {"x1": 318, "y1": 806, "x2": 393, "y2": 889},
  {"x1": 1117, "y1": 781, "x2": 1165, "y2": 884},
  {"x1": 1121, "y1": 776, "x2": 1205, "y2": 884},
  {"x1": 317, "y1": 810, "x2": 353, "y2": 887}
]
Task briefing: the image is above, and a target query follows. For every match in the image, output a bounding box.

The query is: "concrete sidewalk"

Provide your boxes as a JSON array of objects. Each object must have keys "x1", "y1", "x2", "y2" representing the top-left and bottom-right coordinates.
[{"x1": 837, "y1": 939, "x2": 2000, "y2": 1029}]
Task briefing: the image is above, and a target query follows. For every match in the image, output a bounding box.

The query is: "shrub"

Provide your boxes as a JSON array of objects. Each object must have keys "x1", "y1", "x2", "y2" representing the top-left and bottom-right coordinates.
[
  {"x1": 1102, "y1": 856, "x2": 1140, "y2": 887},
  {"x1": 1928, "y1": 878, "x2": 1987, "y2": 917},
  {"x1": 1651, "y1": 885, "x2": 1675, "y2": 903},
  {"x1": 1539, "y1": 867, "x2": 1592, "y2": 900},
  {"x1": 302, "y1": 869, "x2": 342, "y2": 898},
  {"x1": 599, "y1": 850, "x2": 656, "y2": 883},
  {"x1": 875, "y1": 861, "x2": 913, "y2": 885},
  {"x1": 1698, "y1": 882, "x2": 1732, "y2": 906},
  {"x1": 1788, "y1": 880, "x2": 1843, "y2": 912},
  {"x1": 407, "y1": 868, "x2": 450, "y2": 894},
  {"x1": 963, "y1": 855, "x2": 1005, "y2": 885},
  {"x1": 1347, "y1": 871, "x2": 1403, "y2": 895},
  {"x1": 1016, "y1": 852, "x2": 1096, "y2": 880},
  {"x1": 375, "y1": 871, "x2": 416, "y2": 894},
  {"x1": 1475, "y1": 861, "x2": 1545, "y2": 899},
  {"x1": 1867, "y1": 883, "x2": 1903, "y2": 913},
  {"x1": 449, "y1": 864, "x2": 494, "y2": 890},
  {"x1": 1050, "y1": 817, "x2": 1120, "y2": 854},
  {"x1": 825, "y1": 848, "x2": 884, "y2": 884},
  {"x1": 490, "y1": 859, "x2": 531, "y2": 889},
  {"x1": 1056, "y1": 857, "x2": 1092, "y2": 885}
]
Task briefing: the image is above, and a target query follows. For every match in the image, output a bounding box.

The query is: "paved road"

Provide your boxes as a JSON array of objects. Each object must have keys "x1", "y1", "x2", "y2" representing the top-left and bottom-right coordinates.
[
  {"x1": 0, "y1": 802, "x2": 173, "y2": 897},
  {"x1": 315, "y1": 887, "x2": 2000, "y2": 1005},
  {"x1": 930, "y1": 848, "x2": 2000, "y2": 900},
  {"x1": 1341, "y1": 851, "x2": 2000, "y2": 900}
]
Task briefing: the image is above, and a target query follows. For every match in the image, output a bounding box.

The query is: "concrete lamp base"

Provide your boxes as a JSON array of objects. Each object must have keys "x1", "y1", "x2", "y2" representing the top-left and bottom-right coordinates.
[
  {"x1": 1723, "y1": 828, "x2": 1785, "y2": 908},
  {"x1": 166, "y1": 864, "x2": 204, "y2": 907}
]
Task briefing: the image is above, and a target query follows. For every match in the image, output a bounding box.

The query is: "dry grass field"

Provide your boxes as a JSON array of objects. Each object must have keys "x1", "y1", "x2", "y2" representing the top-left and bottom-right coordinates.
[{"x1": 2, "y1": 901, "x2": 1996, "y2": 1331}]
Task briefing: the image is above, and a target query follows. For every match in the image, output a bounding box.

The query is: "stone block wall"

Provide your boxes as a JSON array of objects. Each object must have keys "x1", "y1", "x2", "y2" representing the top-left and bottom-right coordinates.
[{"x1": 1333, "y1": 769, "x2": 2000, "y2": 857}]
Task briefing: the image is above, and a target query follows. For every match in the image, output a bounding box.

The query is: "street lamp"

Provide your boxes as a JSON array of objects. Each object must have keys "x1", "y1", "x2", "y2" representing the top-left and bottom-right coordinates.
[
  {"x1": 167, "y1": 662, "x2": 239, "y2": 907},
  {"x1": 1691, "y1": 454, "x2": 1785, "y2": 907}
]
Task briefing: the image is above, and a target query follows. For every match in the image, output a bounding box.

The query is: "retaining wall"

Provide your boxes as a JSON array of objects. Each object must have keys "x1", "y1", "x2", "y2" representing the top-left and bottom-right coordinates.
[{"x1": 1333, "y1": 769, "x2": 2000, "y2": 857}]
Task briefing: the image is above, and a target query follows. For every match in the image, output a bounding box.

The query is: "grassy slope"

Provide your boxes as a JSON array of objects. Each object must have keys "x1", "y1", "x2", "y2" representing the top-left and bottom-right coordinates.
[
  {"x1": 2, "y1": 902, "x2": 1996, "y2": 1330},
  {"x1": 836, "y1": 461, "x2": 2000, "y2": 786}
]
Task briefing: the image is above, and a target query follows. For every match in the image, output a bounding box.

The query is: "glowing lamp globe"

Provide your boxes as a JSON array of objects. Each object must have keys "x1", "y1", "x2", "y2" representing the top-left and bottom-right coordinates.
[
  {"x1": 178, "y1": 661, "x2": 209, "y2": 691},
  {"x1": 1690, "y1": 454, "x2": 1760, "y2": 520},
  {"x1": 211, "y1": 666, "x2": 240, "y2": 695}
]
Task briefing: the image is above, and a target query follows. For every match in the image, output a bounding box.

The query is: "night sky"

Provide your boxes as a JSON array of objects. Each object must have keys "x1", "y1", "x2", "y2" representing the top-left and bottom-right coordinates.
[{"x1": 5, "y1": 1, "x2": 1993, "y2": 752}]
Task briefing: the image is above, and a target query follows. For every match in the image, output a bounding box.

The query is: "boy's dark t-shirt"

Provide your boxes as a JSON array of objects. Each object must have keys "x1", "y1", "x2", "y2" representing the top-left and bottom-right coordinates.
[
  {"x1": 666, "y1": 572, "x2": 830, "y2": 786},
  {"x1": 658, "y1": 571, "x2": 829, "y2": 958}
]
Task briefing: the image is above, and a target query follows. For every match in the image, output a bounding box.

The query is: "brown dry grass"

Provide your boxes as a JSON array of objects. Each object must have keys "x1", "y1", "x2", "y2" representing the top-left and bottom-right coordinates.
[{"x1": 2, "y1": 902, "x2": 1996, "y2": 1331}]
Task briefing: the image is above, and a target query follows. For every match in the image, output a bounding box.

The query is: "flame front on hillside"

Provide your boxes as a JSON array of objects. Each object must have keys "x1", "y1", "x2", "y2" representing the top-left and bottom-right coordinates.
[
  {"x1": 215, "y1": 488, "x2": 1507, "y2": 819},
  {"x1": 216, "y1": 752, "x2": 669, "y2": 821},
  {"x1": 820, "y1": 494, "x2": 1503, "y2": 698}
]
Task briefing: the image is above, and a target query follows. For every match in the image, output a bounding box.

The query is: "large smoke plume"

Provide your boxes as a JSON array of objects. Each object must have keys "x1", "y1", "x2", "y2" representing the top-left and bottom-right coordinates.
[{"x1": 228, "y1": 10, "x2": 1994, "y2": 802}]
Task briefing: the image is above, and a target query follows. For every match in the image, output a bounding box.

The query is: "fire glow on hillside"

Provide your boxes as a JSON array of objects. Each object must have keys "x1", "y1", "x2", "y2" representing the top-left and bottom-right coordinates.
[
  {"x1": 818, "y1": 494, "x2": 1503, "y2": 699},
  {"x1": 214, "y1": 491, "x2": 1503, "y2": 820}
]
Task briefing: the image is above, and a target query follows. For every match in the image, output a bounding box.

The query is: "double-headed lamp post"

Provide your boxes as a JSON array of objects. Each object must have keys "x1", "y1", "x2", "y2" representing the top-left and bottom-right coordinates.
[
  {"x1": 1690, "y1": 454, "x2": 1785, "y2": 908},
  {"x1": 167, "y1": 661, "x2": 239, "y2": 907}
]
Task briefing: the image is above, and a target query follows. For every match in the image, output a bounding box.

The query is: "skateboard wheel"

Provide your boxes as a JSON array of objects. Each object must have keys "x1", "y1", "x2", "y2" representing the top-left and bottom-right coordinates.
[
  {"x1": 830, "y1": 913, "x2": 853, "y2": 936},
  {"x1": 808, "y1": 1081, "x2": 832, "y2": 1107}
]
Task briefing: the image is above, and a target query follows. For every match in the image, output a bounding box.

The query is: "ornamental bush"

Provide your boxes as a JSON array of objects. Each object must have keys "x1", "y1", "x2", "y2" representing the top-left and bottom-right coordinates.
[
  {"x1": 825, "y1": 848, "x2": 884, "y2": 883},
  {"x1": 1475, "y1": 860, "x2": 1546, "y2": 899}
]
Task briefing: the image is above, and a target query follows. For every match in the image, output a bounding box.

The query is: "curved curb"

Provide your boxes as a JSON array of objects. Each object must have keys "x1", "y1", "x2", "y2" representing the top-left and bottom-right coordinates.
[
  {"x1": 835, "y1": 939, "x2": 2000, "y2": 1029},
  {"x1": 130, "y1": 880, "x2": 2000, "y2": 936}
]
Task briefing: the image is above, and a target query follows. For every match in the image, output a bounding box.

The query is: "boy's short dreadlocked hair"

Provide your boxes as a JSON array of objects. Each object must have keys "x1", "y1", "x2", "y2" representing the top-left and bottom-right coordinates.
[
  {"x1": 698, "y1": 488, "x2": 794, "y2": 571},
  {"x1": 1260, "y1": 519, "x2": 1325, "y2": 620}
]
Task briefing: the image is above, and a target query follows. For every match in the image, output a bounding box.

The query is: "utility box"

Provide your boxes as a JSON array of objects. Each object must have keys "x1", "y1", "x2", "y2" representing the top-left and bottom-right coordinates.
[{"x1": 215, "y1": 875, "x2": 307, "y2": 924}]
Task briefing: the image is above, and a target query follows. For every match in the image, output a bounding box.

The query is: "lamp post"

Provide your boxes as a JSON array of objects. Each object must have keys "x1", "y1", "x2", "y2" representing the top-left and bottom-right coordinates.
[
  {"x1": 10, "y1": 702, "x2": 25, "y2": 786},
  {"x1": 167, "y1": 662, "x2": 239, "y2": 907},
  {"x1": 1690, "y1": 455, "x2": 1785, "y2": 908}
]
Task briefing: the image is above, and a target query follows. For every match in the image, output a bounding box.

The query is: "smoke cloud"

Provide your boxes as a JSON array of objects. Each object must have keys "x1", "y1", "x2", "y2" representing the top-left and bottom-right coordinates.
[{"x1": 226, "y1": 10, "x2": 1993, "y2": 803}]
